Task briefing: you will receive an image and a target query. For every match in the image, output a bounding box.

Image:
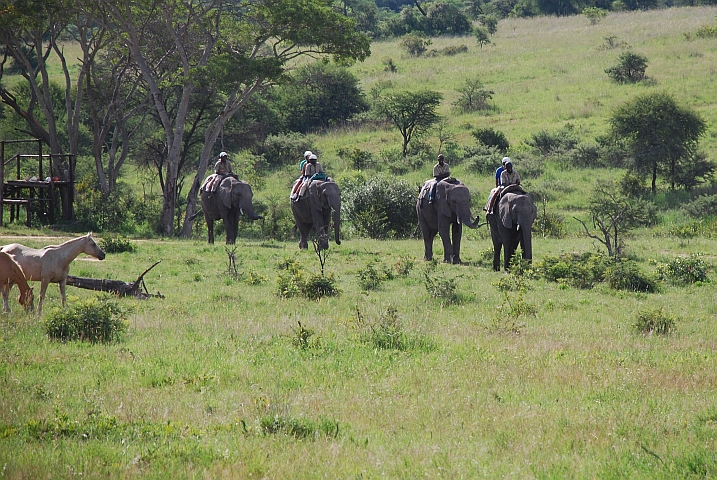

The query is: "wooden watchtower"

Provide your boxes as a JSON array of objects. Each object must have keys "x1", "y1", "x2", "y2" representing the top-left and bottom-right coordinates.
[{"x1": 0, "y1": 139, "x2": 75, "y2": 226}]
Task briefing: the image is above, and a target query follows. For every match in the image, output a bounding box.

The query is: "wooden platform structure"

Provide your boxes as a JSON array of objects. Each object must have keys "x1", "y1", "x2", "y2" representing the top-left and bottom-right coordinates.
[{"x1": 0, "y1": 139, "x2": 75, "y2": 226}]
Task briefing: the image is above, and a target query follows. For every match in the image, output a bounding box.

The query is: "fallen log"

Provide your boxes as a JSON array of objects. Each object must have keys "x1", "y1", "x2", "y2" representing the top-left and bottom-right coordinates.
[{"x1": 66, "y1": 261, "x2": 164, "y2": 299}]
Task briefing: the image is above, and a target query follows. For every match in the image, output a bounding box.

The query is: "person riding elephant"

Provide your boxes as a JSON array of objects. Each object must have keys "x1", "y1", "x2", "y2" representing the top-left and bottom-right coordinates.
[
  {"x1": 417, "y1": 178, "x2": 481, "y2": 264},
  {"x1": 291, "y1": 179, "x2": 341, "y2": 251},
  {"x1": 486, "y1": 190, "x2": 537, "y2": 271},
  {"x1": 200, "y1": 176, "x2": 262, "y2": 244}
]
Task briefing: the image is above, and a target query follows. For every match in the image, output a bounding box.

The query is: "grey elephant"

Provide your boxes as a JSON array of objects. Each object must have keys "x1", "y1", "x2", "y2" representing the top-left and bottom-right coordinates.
[
  {"x1": 486, "y1": 189, "x2": 537, "y2": 271},
  {"x1": 416, "y1": 179, "x2": 481, "y2": 264},
  {"x1": 200, "y1": 176, "x2": 262, "y2": 244},
  {"x1": 291, "y1": 180, "x2": 341, "y2": 251}
]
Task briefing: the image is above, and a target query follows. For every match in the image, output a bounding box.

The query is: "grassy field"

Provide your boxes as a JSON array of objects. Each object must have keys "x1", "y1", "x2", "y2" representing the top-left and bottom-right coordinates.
[
  {"x1": 0, "y1": 231, "x2": 715, "y2": 478},
  {"x1": 2, "y1": 6, "x2": 717, "y2": 479}
]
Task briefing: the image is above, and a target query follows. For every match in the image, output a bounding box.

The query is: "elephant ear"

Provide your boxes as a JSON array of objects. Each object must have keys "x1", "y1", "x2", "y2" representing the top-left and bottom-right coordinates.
[
  {"x1": 219, "y1": 178, "x2": 234, "y2": 209},
  {"x1": 438, "y1": 184, "x2": 452, "y2": 218},
  {"x1": 499, "y1": 195, "x2": 513, "y2": 229}
]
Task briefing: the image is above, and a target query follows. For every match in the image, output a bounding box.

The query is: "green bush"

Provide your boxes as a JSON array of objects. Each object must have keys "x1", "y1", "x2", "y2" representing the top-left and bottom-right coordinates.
[
  {"x1": 534, "y1": 211, "x2": 566, "y2": 238},
  {"x1": 75, "y1": 178, "x2": 159, "y2": 234},
  {"x1": 252, "y1": 132, "x2": 313, "y2": 169},
  {"x1": 353, "y1": 306, "x2": 435, "y2": 352},
  {"x1": 695, "y1": 24, "x2": 717, "y2": 39},
  {"x1": 605, "y1": 51, "x2": 648, "y2": 83},
  {"x1": 604, "y1": 260, "x2": 659, "y2": 293},
  {"x1": 471, "y1": 127, "x2": 509, "y2": 153},
  {"x1": 634, "y1": 308, "x2": 676, "y2": 335},
  {"x1": 99, "y1": 235, "x2": 136, "y2": 253},
  {"x1": 656, "y1": 254, "x2": 709, "y2": 285},
  {"x1": 464, "y1": 144, "x2": 503, "y2": 175},
  {"x1": 341, "y1": 175, "x2": 418, "y2": 239},
  {"x1": 45, "y1": 296, "x2": 128, "y2": 343},
  {"x1": 357, "y1": 262, "x2": 392, "y2": 291},
  {"x1": 423, "y1": 263, "x2": 459, "y2": 304},
  {"x1": 276, "y1": 262, "x2": 340, "y2": 300},
  {"x1": 526, "y1": 126, "x2": 579, "y2": 156},
  {"x1": 683, "y1": 194, "x2": 717, "y2": 218},
  {"x1": 534, "y1": 253, "x2": 610, "y2": 289}
]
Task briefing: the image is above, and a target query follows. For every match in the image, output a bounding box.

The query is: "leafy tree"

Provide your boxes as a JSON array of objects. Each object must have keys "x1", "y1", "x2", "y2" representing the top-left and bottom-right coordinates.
[
  {"x1": 605, "y1": 51, "x2": 648, "y2": 83},
  {"x1": 573, "y1": 180, "x2": 654, "y2": 258},
  {"x1": 609, "y1": 92, "x2": 707, "y2": 193},
  {"x1": 478, "y1": 14, "x2": 499, "y2": 35},
  {"x1": 375, "y1": 90, "x2": 442, "y2": 157},
  {"x1": 94, "y1": 0, "x2": 370, "y2": 237},
  {"x1": 426, "y1": 2, "x2": 473, "y2": 35},
  {"x1": 474, "y1": 26, "x2": 491, "y2": 48},
  {"x1": 269, "y1": 62, "x2": 369, "y2": 133},
  {"x1": 453, "y1": 77, "x2": 494, "y2": 113},
  {"x1": 536, "y1": 0, "x2": 580, "y2": 16},
  {"x1": 583, "y1": 6, "x2": 608, "y2": 25}
]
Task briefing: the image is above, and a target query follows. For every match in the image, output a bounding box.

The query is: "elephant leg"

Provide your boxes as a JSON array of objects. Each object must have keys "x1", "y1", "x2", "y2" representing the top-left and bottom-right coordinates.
[
  {"x1": 437, "y1": 222, "x2": 453, "y2": 263},
  {"x1": 207, "y1": 219, "x2": 215, "y2": 244},
  {"x1": 298, "y1": 223, "x2": 310, "y2": 249},
  {"x1": 418, "y1": 217, "x2": 435, "y2": 261},
  {"x1": 451, "y1": 222, "x2": 463, "y2": 264},
  {"x1": 504, "y1": 229, "x2": 519, "y2": 271},
  {"x1": 225, "y1": 216, "x2": 236, "y2": 245}
]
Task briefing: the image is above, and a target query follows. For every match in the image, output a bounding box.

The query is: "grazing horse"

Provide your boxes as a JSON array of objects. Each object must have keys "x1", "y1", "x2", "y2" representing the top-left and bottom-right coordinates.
[
  {"x1": 0, "y1": 251, "x2": 34, "y2": 313},
  {"x1": 1, "y1": 233, "x2": 106, "y2": 313}
]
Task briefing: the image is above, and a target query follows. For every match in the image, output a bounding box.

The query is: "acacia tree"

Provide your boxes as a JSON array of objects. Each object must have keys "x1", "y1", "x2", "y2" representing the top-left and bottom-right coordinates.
[
  {"x1": 573, "y1": 180, "x2": 652, "y2": 257},
  {"x1": 609, "y1": 92, "x2": 707, "y2": 193},
  {"x1": 375, "y1": 90, "x2": 442, "y2": 157}
]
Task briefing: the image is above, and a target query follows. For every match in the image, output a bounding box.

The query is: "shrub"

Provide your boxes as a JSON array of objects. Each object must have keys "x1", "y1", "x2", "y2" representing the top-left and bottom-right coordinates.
[
  {"x1": 401, "y1": 33, "x2": 431, "y2": 56},
  {"x1": 290, "y1": 321, "x2": 319, "y2": 350},
  {"x1": 604, "y1": 260, "x2": 659, "y2": 293},
  {"x1": 656, "y1": 254, "x2": 709, "y2": 285},
  {"x1": 471, "y1": 128, "x2": 509, "y2": 153},
  {"x1": 99, "y1": 235, "x2": 136, "y2": 253},
  {"x1": 75, "y1": 179, "x2": 158, "y2": 234},
  {"x1": 534, "y1": 252, "x2": 610, "y2": 289},
  {"x1": 338, "y1": 147, "x2": 375, "y2": 170},
  {"x1": 634, "y1": 308, "x2": 676, "y2": 335},
  {"x1": 453, "y1": 78, "x2": 495, "y2": 114},
  {"x1": 535, "y1": 211, "x2": 566, "y2": 238},
  {"x1": 357, "y1": 262, "x2": 392, "y2": 291},
  {"x1": 341, "y1": 175, "x2": 418, "y2": 239},
  {"x1": 464, "y1": 144, "x2": 503, "y2": 175},
  {"x1": 683, "y1": 194, "x2": 717, "y2": 218},
  {"x1": 353, "y1": 306, "x2": 435, "y2": 352},
  {"x1": 695, "y1": 24, "x2": 717, "y2": 39},
  {"x1": 423, "y1": 263, "x2": 459, "y2": 304},
  {"x1": 45, "y1": 296, "x2": 128, "y2": 343},
  {"x1": 276, "y1": 261, "x2": 340, "y2": 300},
  {"x1": 605, "y1": 51, "x2": 648, "y2": 83},
  {"x1": 526, "y1": 125, "x2": 578, "y2": 156},
  {"x1": 393, "y1": 255, "x2": 415, "y2": 276},
  {"x1": 260, "y1": 415, "x2": 338, "y2": 439},
  {"x1": 252, "y1": 133, "x2": 313, "y2": 169}
]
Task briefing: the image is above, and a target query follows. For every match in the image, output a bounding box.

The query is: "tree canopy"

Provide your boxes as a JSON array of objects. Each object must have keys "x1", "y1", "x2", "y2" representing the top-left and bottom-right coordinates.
[
  {"x1": 375, "y1": 90, "x2": 442, "y2": 157},
  {"x1": 609, "y1": 92, "x2": 708, "y2": 193}
]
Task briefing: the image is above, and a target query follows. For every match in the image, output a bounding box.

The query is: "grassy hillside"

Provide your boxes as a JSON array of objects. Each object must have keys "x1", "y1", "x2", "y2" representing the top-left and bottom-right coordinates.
[{"x1": 1, "y1": 8, "x2": 717, "y2": 478}]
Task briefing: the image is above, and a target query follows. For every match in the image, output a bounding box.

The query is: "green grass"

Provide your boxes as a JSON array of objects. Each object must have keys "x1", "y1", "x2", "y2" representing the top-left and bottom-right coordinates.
[
  {"x1": 0, "y1": 231, "x2": 715, "y2": 478},
  {"x1": 2, "y1": 6, "x2": 717, "y2": 477}
]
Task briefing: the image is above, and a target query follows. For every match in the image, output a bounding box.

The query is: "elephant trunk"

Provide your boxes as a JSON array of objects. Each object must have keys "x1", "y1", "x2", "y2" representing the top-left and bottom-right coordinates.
[
  {"x1": 520, "y1": 223, "x2": 533, "y2": 260},
  {"x1": 333, "y1": 205, "x2": 341, "y2": 245},
  {"x1": 240, "y1": 200, "x2": 262, "y2": 221},
  {"x1": 457, "y1": 206, "x2": 479, "y2": 229}
]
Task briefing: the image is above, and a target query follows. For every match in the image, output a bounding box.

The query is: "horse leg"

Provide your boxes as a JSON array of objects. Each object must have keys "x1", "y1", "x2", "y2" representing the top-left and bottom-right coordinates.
[
  {"x1": 1, "y1": 285, "x2": 9, "y2": 313},
  {"x1": 60, "y1": 280, "x2": 67, "y2": 308},
  {"x1": 37, "y1": 281, "x2": 49, "y2": 314}
]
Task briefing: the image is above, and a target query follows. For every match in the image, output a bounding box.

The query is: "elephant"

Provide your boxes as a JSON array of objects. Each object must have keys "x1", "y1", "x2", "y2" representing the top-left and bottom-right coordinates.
[
  {"x1": 486, "y1": 189, "x2": 537, "y2": 271},
  {"x1": 200, "y1": 176, "x2": 262, "y2": 244},
  {"x1": 416, "y1": 179, "x2": 481, "y2": 264},
  {"x1": 291, "y1": 180, "x2": 341, "y2": 251}
]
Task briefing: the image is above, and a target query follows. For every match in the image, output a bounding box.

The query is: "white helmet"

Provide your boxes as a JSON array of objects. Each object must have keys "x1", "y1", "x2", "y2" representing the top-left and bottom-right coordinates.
[
  {"x1": 304, "y1": 150, "x2": 313, "y2": 158},
  {"x1": 219, "y1": 151, "x2": 228, "y2": 158}
]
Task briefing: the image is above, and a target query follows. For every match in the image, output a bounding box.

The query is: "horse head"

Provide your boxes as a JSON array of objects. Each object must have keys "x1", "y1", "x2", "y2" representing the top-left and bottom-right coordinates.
[
  {"x1": 84, "y1": 233, "x2": 106, "y2": 260},
  {"x1": 20, "y1": 286, "x2": 34, "y2": 313}
]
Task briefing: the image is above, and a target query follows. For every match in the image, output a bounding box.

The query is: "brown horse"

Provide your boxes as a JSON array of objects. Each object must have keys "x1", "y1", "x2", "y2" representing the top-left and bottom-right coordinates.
[
  {"x1": 1, "y1": 233, "x2": 105, "y2": 313},
  {"x1": 0, "y1": 251, "x2": 34, "y2": 313}
]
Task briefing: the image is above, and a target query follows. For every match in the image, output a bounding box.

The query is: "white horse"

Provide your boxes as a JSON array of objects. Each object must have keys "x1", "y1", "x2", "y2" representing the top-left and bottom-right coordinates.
[
  {"x1": 1, "y1": 233, "x2": 105, "y2": 313},
  {"x1": 0, "y1": 251, "x2": 34, "y2": 313}
]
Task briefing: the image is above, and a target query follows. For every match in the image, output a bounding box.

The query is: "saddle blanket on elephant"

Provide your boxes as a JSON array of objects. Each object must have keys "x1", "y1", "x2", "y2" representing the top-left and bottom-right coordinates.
[
  {"x1": 419, "y1": 177, "x2": 460, "y2": 201},
  {"x1": 201, "y1": 174, "x2": 223, "y2": 193}
]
